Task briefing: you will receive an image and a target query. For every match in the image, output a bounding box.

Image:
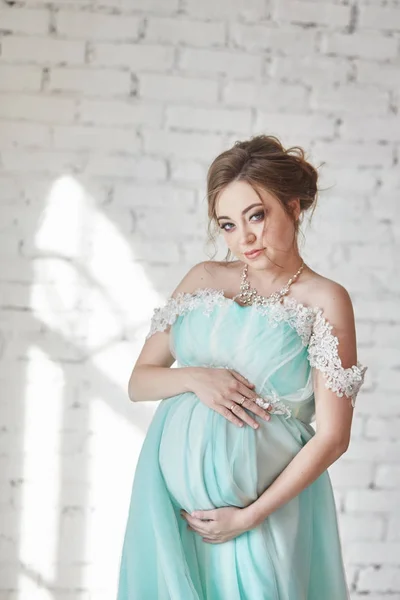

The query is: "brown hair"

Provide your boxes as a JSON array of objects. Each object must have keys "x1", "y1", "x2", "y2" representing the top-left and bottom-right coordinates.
[{"x1": 205, "y1": 134, "x2": 320, "y2": 261}]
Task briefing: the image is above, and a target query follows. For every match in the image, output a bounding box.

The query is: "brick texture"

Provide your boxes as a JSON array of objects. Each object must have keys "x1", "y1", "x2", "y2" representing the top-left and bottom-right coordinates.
[{"x1": 0, "y1": 0, "x2": 398, "y2": 598}]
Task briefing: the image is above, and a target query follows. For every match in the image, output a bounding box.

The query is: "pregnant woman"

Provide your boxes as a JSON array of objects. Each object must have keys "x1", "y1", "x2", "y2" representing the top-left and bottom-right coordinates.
[{"x1": 117, "y1": 134, "x2": 367, "y2": 599}]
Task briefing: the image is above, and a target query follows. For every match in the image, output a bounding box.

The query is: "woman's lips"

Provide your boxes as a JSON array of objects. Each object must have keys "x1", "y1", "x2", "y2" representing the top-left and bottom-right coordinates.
[{"x1": 244, "y1": 248, "x2": 264, "y2": 258}]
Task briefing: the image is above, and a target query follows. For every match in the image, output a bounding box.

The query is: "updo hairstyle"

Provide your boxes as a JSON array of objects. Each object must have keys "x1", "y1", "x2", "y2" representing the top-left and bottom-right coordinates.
[{"x1": 205, "y1": 134, "x2": 320, "y2": 261}]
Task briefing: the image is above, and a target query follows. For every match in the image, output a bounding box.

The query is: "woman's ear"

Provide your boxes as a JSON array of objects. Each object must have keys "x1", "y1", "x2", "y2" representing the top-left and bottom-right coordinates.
[{"x1": 289, "y1": 197, "x2": 301, "y2": 221}]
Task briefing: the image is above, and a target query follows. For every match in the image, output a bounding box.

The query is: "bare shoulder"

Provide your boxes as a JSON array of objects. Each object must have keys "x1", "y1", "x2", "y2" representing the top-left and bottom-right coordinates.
[
  {"x1": 305, "y1": 270, "x2": 355, "y2": 332},
  {"x1": 171, "y1": 261, "x2": 221, "y2": 297},
  {"x1": 304, "y1": 270, "x2": 359, "y2": 369}
]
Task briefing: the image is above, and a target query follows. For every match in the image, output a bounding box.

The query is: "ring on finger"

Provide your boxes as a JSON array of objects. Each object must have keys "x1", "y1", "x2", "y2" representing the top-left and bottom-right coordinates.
[
  {"x1": 230, "y1": 395, "x2": 247, "y2": 411},
  {"x1": 230, "y1": 396, "x2": 246, "y2": 411}
]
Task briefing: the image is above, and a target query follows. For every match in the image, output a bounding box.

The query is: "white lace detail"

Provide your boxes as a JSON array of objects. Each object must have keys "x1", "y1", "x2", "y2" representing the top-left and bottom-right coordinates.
[
  {"x1": 145, "y1": 289, "x2": 226, "y2": 340},
  {"x1": 307, "y1": 310, "x2": 367, "y2": 407},
  {"x1": 267, "y1": 296, "x2": 318, "y2": 346},
  {"x1": 146, "y1": 288, "x2": 317, "y2": 345},
  {"x1": 255, "y1": 390, "x2": 292, "y2": 420},
  {"x1": 145, "y1": 288, "x2": 367, "y2": 407}
]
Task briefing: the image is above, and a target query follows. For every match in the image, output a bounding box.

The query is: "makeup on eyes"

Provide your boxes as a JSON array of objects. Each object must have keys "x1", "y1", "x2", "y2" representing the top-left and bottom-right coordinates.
[
  {"x1": 216, "y1": 202, "x2": 264, "y2": 223},
  {"x1": 219, "y1": 210, "x2": 265, "y2": 232}
]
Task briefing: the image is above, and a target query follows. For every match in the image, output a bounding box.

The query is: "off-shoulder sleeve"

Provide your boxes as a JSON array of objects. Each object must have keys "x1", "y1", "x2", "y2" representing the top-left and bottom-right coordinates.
[
  {"x1": 307, "y1": 310, "x2": 367, "y2": 407},
  {"x1": 145, "y1": 288, "x2": 224, "y2": 340},
  {"x1": 145, "y1": 296, "x2": 180, "y2": 340}
]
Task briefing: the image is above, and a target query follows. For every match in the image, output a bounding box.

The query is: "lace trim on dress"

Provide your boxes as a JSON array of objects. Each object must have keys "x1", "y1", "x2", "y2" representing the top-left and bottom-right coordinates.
[
  {"x1": 145, "y1": 288, "x2": 317, "y2": 345},
  {"x1": 145, "y1": 287, "x2": 367, "y2": 407},
  {"x1": 307, "y1": 310, "x2": 367, "y2": 407},
  {"x1": 145, "y1": 289, "x2": 226, "y2": 340},
  {"x1": 269, "y1": 296, "x2": 318, "y2": 346}
]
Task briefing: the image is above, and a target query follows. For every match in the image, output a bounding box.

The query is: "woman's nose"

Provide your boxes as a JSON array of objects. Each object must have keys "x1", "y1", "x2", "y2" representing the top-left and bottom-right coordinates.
[{"x1": 241, "y1": 229, "x2": 256, "y2": 244}]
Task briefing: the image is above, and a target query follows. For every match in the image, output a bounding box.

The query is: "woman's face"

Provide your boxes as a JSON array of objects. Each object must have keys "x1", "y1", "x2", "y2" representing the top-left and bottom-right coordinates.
[{"x1": 215, "y1": 180, "x2": 300, "y2": 269}]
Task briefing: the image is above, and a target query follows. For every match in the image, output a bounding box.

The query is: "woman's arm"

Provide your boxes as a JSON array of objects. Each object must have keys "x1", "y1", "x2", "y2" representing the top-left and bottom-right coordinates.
[
  {"x1": 243, "y1": 282, "x2": 356, "y2": 527},
  {"x1": 129, "y1": 362, "x2": 199, "y2": 403},
  {"x1": 244, "y1": 427, "x2": 350, "y2": 528},
  {"x1": 182, "y1": 282, "x2": 367, "y2": 542},
  {"x1": 128, "y1": 262, "x2": 210, "y2": 402}
]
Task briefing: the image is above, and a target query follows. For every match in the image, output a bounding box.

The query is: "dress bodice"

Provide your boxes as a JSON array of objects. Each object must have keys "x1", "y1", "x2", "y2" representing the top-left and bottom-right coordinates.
[{"x1": 146, "y1": 288, "x2": 367, "y2": 424}]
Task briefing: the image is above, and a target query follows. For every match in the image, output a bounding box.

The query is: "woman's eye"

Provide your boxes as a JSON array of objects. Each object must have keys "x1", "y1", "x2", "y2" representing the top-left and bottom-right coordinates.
[
  {"x1": 250, "y1": 211, "x2": 264, "y2": 221},
  {"x1": 219, "y1": 211, "x2": 264, "y2": 232}
]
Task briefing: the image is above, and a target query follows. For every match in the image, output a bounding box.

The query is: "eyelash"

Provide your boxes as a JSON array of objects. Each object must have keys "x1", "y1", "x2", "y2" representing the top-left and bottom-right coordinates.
[{"x1": 219, "y1": 211, "x2": 265, "y2": 232}]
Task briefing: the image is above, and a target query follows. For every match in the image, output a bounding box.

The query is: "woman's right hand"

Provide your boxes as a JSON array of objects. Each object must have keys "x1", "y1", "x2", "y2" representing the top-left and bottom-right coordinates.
[{"x1": 187, "y1": 367, "x2": 271, "y2": 429}]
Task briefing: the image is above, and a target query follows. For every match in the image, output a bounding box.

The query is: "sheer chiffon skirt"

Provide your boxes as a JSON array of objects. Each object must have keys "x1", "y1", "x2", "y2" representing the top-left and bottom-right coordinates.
[{"x1": 117, "y1": 394, "x2": 349, "y2": 600}]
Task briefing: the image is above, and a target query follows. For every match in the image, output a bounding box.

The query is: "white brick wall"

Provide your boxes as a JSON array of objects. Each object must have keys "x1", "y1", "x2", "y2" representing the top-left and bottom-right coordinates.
[{"x1": 0, "y1": 0, "x2": 398, "y2": 598}]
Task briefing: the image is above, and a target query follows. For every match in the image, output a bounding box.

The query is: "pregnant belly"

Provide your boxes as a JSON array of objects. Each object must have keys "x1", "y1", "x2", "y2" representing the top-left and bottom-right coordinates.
[{"x1": 158, "y1": 393, "x2": 303, "y2": 514}]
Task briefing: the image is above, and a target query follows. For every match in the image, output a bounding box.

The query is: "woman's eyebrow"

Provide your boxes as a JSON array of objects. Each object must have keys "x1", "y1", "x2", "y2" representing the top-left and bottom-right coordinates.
[{"x1": 216, "y1": 202, "x2": 264, "y2": 222}]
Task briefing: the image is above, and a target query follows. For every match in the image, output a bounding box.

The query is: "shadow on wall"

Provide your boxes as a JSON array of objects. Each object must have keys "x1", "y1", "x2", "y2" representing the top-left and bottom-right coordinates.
[{"x1": 1, "y1": 174, "x2": 172, "y2": 597}]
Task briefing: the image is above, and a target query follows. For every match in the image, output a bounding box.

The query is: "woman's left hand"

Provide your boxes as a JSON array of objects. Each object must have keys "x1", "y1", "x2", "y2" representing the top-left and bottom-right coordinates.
[{"x1": 180, "y1": 506, "x2": 253, "y2": 544}]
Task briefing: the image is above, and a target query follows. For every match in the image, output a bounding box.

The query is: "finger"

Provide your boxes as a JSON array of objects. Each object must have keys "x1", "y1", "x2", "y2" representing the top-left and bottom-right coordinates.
[
  {"x1": 234, "y1": 391, "x2": 272, "y2": 422},
  {"x1": 191, "y1": 510, "x2": 215, "y2": 520},
  {"x1": 219, "y1": 382, "x2": 265, "y2": 428},
  {"x1": 227, "y1": 386, "x2": 271, "y2": 428},
  {"x1": 228, "y1": 399, "x2": 261, "y2": 429},
  {"x1": 233, "y1": 383, "x2": 272, "y2": 418},
  {"x1": 185, "y1": 520, "x2": 209, "y2": 536},
  {"x1": 216, "y1": 405, "x2": 247, "y2": 428},
  {"x1": 187, "y1": 525, "x2": 205, "y2": 537},
  {"x1": 185, "y1": 514, "x2": 211, "y2": 530},
  {"x1": 230, "y1": 370, "x2": 255, "y2": 389},
  {"x1": 219, "y1": 397, "x2": 263, "y2": 429},
  {"x1": 186, "y1": 521, "x2": 200, "y2": 533}
]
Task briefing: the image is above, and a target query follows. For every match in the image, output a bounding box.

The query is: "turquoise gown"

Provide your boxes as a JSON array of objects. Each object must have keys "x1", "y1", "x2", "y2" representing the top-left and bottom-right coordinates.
[{"x1": 117, "y1": 287, "x2": 367, "y2": 600}]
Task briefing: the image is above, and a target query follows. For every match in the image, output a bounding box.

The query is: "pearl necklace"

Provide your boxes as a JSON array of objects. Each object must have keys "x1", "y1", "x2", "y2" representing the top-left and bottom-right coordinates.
[{"x1": 232, "y1": 260, "x2": 305, "y2": 307}]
